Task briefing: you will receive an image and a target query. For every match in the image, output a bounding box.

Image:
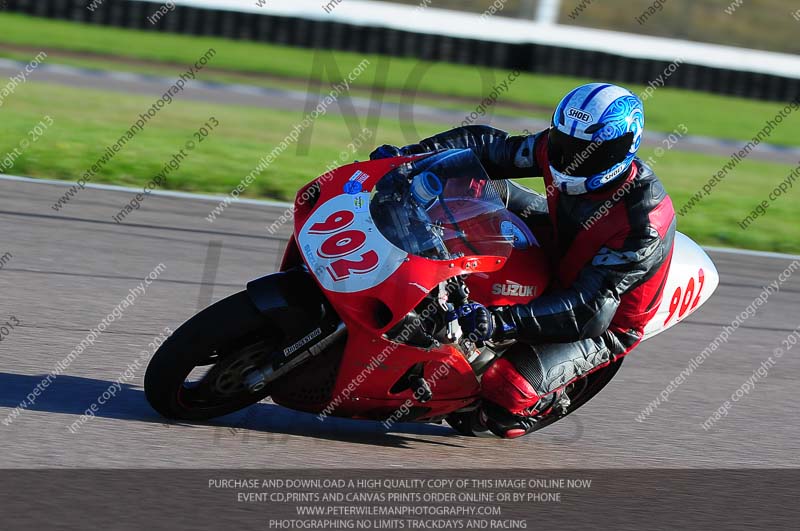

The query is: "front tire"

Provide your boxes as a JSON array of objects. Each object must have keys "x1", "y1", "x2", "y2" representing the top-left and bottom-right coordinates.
[{"x1": 144, "y1": 291, "x2": 280, "y2": 420}]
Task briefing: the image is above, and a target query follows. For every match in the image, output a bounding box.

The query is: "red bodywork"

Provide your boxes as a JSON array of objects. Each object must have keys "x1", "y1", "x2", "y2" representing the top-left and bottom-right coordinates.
[{"x1": 271, "y1": 156, "x2": 550, "y2": 422}]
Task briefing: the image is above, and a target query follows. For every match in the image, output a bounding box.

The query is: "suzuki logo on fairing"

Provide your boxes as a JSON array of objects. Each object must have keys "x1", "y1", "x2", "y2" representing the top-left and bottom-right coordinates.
[
  {"x1": 567, "y1": 108, "x2": 592, "y2": 123},
  {"x1": 492, "y1": 282, "x2": 537, "y2": 298}
]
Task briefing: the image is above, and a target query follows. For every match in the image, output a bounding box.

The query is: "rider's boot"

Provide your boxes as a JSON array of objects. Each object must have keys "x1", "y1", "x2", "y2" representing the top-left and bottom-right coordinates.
[{"x1": 449, "y1": 338, "x2": 614, "y2": 438}]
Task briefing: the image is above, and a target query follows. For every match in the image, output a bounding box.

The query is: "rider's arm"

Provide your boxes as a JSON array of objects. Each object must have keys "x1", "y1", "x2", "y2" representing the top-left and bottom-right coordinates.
[
  {"x1": 492, "y1": 222, "x2": 675, "y2": 343},
  {"x1": 400, "y1": 125, "x2": 546, "y2": 180}
]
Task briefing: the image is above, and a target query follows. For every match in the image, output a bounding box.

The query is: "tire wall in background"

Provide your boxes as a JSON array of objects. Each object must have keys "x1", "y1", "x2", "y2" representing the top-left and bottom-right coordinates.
[{"x1": 4, "y1": 0, "x2": 799, "y2": 102}]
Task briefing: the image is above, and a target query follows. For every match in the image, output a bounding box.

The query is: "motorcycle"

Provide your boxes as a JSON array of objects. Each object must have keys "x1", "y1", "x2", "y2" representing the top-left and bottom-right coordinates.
[{"x1": 144, "y1": 149, "x2": 719, "y2": 434}]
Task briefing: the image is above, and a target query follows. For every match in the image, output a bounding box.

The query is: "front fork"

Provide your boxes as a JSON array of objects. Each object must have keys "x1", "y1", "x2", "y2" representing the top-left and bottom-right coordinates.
[
  {"x1": 243, "y1": 321, "x2": 347, "y2": 392},
  {"x1": 243, "y1": 266, "x2": 344, "y2": 392}
]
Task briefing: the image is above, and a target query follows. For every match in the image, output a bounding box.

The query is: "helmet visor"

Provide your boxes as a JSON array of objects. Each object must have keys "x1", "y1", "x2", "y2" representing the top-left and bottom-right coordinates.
[{"x1": 547, "y1": 128, "x2": 634, "y2": 178}]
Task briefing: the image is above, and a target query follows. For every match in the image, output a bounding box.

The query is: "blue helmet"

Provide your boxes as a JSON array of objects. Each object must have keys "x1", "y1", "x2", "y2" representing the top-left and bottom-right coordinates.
[{"x1": 548, "y1": 83, "x2": 644, "y2": 195}]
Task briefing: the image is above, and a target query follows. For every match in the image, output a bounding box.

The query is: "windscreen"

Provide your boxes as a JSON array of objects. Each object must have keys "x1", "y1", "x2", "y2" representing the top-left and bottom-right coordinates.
[{"x1": 370, "y1": 149, "x2": 515, "y2": 261}]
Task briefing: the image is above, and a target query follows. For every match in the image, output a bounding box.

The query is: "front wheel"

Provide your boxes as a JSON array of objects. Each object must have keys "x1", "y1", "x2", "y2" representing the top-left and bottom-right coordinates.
[{"x1": 144, "y1": 291, "x2": 281, "y2": 420}]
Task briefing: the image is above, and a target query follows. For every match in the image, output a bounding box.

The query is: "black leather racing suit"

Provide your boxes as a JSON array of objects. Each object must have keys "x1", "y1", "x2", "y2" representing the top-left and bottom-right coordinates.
[{"x1": 398, "y1": 126, "x2": 676, "y2": 434}]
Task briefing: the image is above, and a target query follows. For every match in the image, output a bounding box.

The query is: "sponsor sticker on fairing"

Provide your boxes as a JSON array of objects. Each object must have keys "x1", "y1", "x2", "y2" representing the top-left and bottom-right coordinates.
[
  {"x1": 344, "y1": 170, "x2": 370, "y2": 194},
  {"x1": 349, "y1": 170, "x2": 369, "y2": 184},
  {"x1": 352, "y1": 193, "x2": 369, "y2": 212},
  {"x1": 283, "y1": 327, "x2": 323, "y2": 356}
]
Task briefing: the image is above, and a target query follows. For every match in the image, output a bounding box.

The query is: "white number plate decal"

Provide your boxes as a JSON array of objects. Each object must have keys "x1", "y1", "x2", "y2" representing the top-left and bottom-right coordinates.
[{"x1": 298, "y1": 194, "x2": 408, "y2": 293}]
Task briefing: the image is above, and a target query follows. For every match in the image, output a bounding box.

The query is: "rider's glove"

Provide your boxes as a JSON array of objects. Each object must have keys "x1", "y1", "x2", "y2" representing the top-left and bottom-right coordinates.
[
  {"x1": 489, "y1": 306, "x2": 518, "y2": 342},
  {"x1": 370, "y1": 144, "x2": 402, "y2": 160},
  {"x1": 448, "y1": 303, "x2": 495, "y2": 343}
]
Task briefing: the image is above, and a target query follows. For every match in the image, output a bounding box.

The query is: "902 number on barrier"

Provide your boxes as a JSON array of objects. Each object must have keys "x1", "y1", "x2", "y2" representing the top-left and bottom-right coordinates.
[
  {"x1": 664, "y1": 268, "x2": 705, "y2": 325},
  {"x1": 308, "y1": 210, "x2": 379, "y2": 282}
]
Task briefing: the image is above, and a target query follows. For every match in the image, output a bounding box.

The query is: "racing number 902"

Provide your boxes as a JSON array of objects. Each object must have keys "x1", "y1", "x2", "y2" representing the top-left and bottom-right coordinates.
[
  {"x1": 309, "y1": 210, "x2": 379, "y2": 282},
  {"x1": 664, "y1": 268, "x2": 705, "y2": 325}
]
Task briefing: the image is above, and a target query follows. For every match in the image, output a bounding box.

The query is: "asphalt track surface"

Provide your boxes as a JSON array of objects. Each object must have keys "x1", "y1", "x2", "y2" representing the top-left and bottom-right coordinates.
[{"x1": 1, "y1": 176, "x2": 798, "y2": 469}]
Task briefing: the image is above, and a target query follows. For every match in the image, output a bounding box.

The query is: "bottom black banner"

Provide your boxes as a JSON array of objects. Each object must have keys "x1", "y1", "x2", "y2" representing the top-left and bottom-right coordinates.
[{"x1": 2, "y1": 469, "x2": 797, "y2": 529}]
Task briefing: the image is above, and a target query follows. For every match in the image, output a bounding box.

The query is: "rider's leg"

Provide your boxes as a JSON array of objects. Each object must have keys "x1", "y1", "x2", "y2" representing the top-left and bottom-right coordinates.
[
  {"x1": 449, "y1": 182, "x2": 615, "y2": 438},
  {"x1": 472, "y1": 334, "x2": 626, "y2": 438}
]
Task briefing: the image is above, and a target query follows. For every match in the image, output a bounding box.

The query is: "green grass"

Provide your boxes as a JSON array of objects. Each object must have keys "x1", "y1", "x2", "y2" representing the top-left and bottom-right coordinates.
[
  {"x1": 2, "y1": 81, "x2": 797, "y2": 253},
  {"x1": 517, "y1": 148, "x2": 800, "y2": 254},
  {"x1": 628, "y1": 150, "x2": 798, "y2": 254},
  {"x1": 0, "y1": 48, "x2": 539, "y2": 127},
  {"x1": 1, "y1": 83, "x2": 383, "y2": 200},
  {"x1": 2, "y1": 12, "x2": 800, "y2": 148}
]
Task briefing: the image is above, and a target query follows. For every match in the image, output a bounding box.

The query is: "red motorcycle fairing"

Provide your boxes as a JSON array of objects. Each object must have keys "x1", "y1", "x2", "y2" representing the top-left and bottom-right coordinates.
[
  {"x1": 273, "y1": 154, "x2": 548, "y2": 421},
  {"x1": 465, "y1": 244, "x2": 550, "y2": 307}
]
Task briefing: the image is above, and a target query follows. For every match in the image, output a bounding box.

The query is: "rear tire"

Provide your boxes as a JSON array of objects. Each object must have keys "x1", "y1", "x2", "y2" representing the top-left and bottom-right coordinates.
[
  {"x1": 144, "y1": 291, "x2": 280, "y2": 421},
  {"x1": 525, "y1": 358, "x2": 624, "y2": 433},
  {"x1": 447, "y1": 359, "x2": 623, "y2": 436}
]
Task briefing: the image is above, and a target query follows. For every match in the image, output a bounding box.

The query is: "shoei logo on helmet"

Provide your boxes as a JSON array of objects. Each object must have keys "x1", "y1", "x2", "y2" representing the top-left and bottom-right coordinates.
[
  {"x1": 602, "y1": 164, "x2": 627, "y2": 182},
  {"x1": 567, "y1": 107, "x2": 593, "y2": 123},
  {"x1": 587, "y1": 163, "x2": 627, "y2": 190}
]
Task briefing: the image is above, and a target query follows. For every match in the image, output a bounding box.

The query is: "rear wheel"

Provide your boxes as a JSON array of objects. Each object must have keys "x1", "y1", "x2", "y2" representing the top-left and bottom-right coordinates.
[
  {"x1": 144, "y1": 291, "x2": 281, "y2": 420},
  {"x1": 525, "y1": 358, "x2": 624, "y2": 433}
]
